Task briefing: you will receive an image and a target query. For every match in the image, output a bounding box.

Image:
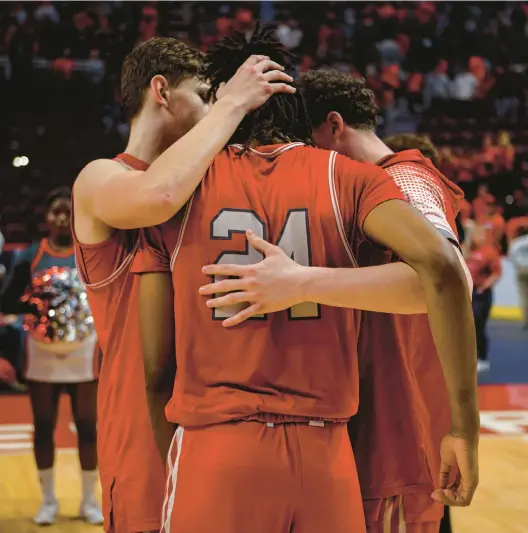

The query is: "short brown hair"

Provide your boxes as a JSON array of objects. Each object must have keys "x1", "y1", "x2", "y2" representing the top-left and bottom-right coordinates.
[
  {"x1": 384, "y1": 133, "x2": 439, "y2": 165},
  {"x1": 121, "y1": 37, "x2": 205, "y2": 120},
  {"x1": 298, "y1": 69, "x2": 379, "y2": 130}
]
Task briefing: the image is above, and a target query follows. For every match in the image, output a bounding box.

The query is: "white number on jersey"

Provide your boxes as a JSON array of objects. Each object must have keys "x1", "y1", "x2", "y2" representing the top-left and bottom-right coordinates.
[{"x1": 210, "y1": 209, "x2": 320, "y2": 321}]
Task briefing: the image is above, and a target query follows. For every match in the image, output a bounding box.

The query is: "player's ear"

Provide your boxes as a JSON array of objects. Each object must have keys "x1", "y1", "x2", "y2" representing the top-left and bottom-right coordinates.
[
  {"x1": 150, "y1": 75, "x2": 170, "y2": 108},
  {"x1": 326, "y1": 111, "x2": 345, "y2": 139}
]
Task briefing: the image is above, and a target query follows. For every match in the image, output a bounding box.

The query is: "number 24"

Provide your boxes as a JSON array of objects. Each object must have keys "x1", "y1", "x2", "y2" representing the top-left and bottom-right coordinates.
[{"x1": 210, "y1": 208, "x2": 321, "y2": 321}]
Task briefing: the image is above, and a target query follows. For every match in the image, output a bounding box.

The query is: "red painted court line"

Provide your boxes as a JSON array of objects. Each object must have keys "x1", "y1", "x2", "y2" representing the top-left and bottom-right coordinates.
[{"x1": 0, "y1": 384, "x2": 527, "y2": 454}]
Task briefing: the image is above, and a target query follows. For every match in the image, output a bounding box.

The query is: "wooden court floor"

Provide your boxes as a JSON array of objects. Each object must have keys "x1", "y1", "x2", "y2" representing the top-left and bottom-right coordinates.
[
  {"x1": 1, "y1": 390, "x2": 527, "y2": 533},
  {"x1": 1, "y1": 438, "x2": 527, "y2": 533}
]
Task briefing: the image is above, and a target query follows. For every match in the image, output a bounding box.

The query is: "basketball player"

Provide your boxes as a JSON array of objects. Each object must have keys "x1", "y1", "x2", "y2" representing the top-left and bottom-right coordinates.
[
  {"x1": 200, "y1": 71, "x2": 478, "y2": 532},
  {"x1": 0, "y1": 188, "x2": 101, "y2": 526},
  {"x1": 72, "y1": 37, "x2": 295, "y2": 533},
  {"x1": 134, "y1": 29, "x2": 477, "y2": 533}
]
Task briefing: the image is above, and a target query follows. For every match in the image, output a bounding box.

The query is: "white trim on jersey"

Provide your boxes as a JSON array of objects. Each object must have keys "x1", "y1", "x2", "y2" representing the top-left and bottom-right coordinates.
[
  {"x1": 327, "y1": 151, "x2": 359, "y2": 268},
  {"x1": 170, "y1": 194, "x2": 195, "y2": 272},
  {"x1": 82, "y1": 239, "x2": 138, "y2": 289},
  {"x1": 229, "y1": 142, "x2": 305, "y2": 158},
  {"x1": 384, "y1": 163, "x2": 458, "y2": 243}
]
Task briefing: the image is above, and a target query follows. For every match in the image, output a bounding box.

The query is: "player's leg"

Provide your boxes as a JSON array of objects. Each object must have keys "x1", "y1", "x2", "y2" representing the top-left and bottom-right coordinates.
[
  {"x1": 27, "y1": 380, "x2": 61, "y2": 525},
  {"x1": 439, "y1": 506, "x2": 452, "y2": 533},
  {"x1": 68, "y1": 380, "x2": 103, "y2": 525},
  {"x1": 162, "y1": 421, "x2": 295, "y2": 533},
  {"x1": 294, "y1": 422, "x2": 366, "y2": 533},
  {"x1": 472, "y1": 288, "x2": 489, "y2": 369}
]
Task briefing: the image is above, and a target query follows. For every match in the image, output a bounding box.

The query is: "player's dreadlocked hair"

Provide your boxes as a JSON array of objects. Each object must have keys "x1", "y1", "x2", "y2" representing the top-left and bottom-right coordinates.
[{"x1": 204, "y1": 24, "x2": 313, "y2": 151}]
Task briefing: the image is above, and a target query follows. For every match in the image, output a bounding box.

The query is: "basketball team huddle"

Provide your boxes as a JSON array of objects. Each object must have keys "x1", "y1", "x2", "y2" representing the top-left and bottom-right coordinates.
[{"x1": 72, "y1": 27, "x2": 479, "y2": 533}]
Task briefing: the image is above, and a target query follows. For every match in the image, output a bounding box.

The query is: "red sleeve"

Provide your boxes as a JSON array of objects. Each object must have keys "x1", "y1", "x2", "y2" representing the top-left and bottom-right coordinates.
[
  {"x1": 131, "y1": 227, "x2": 171, "y2": 274},
  {"x1": 333, "y1": 154, "x2": 405, "y2": 240}
]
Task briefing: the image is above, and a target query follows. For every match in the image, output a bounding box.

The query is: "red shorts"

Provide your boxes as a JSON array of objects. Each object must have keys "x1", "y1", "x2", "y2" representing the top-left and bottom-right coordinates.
[
  {"x1": 364, "y1": 495, "x2": 444, "y2": 533},
  {"x1": 99, "y1": 436, "x2": 166, "y2": 533},
  {"x1": 161, "y1": 419, "x2": 365, "y2": 533}
]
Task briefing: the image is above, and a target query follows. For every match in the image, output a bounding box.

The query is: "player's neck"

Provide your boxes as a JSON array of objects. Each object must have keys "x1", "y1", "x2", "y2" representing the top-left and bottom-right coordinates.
[
  {"x1": 124, "y1": 114, "x2": 167, "y2": 165},
  {"x1": 344, "y1": 130, "x2": 393, "y2": 164}
]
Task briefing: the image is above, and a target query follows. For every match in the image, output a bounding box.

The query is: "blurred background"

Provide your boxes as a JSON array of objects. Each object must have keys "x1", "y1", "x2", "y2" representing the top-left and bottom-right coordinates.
[{"x1": 0, "y1": 2, "x2": 527, "y2": 533}]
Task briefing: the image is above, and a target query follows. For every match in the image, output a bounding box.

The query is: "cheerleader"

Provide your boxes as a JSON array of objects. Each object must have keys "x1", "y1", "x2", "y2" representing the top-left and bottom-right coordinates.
[{"x1": 0, "y1": 187, "x2": 103, "y2": 526}]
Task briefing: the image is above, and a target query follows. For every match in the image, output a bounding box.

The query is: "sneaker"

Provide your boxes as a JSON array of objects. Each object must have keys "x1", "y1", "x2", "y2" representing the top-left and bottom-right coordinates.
[
  {"x1": 33, "y1": 500, "x2": 58, "y2": 526},
  {"x1": 80, "y1": 500, "x2": 104, "y2": 525},
  {"x1": 477, "y1": 360, "x2": 490, "y2": 373}
]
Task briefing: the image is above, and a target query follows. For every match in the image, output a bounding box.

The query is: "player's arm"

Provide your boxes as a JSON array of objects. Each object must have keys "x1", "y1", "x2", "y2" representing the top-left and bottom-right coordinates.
[
  {"x1": 139, "y1": 271, "x2": 177, "y2": 462},
  {"x1": 201, "y1": 238, "x2": 427, "y2": 316},
  {"x1": 362, "y1": 200, "x2": 478, "y2": 430},
  {"x1": 74, "y1": 56, "x2": 295, "y2": 230},
  {"x1": 200, "y1": 233, "x2": 471, "y2": 320},
  {"x1": 361, "y1": 198, "x2": 480, "y2": 506}
]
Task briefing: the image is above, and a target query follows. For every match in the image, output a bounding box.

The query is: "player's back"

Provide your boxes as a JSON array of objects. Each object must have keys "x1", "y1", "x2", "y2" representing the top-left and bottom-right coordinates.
[{"x1": 165, "y1": 143, "x2": 370, "y2": 427}]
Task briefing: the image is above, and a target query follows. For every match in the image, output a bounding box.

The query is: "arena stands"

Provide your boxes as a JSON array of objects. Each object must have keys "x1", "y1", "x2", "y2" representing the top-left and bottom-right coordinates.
[{"x1": 1, "y1": 1, "x2": 528, "y2": 243}]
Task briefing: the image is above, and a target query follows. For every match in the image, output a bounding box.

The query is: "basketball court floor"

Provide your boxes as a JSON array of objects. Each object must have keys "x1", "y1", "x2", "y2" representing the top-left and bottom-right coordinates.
[{"x1": 0, "y1": 321, "x2": 526, "y2": 533}]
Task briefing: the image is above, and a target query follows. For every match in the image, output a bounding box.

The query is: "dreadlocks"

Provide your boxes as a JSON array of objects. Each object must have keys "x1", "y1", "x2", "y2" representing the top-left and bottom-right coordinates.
[{"x1": 204, "y1": 24, "x2": 313, "y2": 151}]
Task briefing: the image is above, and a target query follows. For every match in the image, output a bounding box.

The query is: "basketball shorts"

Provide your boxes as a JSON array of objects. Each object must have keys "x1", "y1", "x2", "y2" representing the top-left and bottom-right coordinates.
[
  {"x1": 102, "y1": 474, "x2": 164, "y2": 533},
  {"x1": 161, "y1": 418, "x2": 366, "y2": 533},
  {"x1": 364, "y1": 494, "x2": 444, "y2": 533}
]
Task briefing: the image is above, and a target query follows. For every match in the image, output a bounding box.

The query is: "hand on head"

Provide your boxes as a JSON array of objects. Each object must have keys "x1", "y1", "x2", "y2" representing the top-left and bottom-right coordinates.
[{"x1": 216, "y1": 55, "x2": 296, "y2": 114}]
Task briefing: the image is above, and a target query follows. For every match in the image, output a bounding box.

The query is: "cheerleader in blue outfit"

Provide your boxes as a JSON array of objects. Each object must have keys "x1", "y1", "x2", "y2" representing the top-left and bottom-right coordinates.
[{"x1": 0, "y1": 188, "x2": 102, "y2": 526}]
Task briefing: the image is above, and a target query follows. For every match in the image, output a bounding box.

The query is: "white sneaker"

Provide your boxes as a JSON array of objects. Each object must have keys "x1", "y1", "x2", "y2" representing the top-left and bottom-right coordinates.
[
  {"x1": 33, "y1": 500, "x2": 58, "y2": 526},
  {"x1": 477, "y1": 360, "x2": 490, "y2": 373},
  {"x1": 80, "y1": 500, "x2": 104, "y2": 525}
]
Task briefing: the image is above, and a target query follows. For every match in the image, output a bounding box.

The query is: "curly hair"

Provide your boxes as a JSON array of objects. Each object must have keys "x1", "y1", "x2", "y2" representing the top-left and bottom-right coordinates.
[
  {"x1": 384, "y1": 133, "x2": 439, "y2": 165},
  {"x1": 298, "y1": 69, "x2": 379, "y2": 130},
  {"x1": 203, "y1": 24, "x2": 313, "y2": 150},
  {"x1": 121, "y1": 37, "x2": 205, "y2": 120}
]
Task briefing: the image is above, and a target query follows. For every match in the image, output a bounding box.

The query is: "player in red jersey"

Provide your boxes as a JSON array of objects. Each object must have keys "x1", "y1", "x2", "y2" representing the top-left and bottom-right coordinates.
[
  {"x1": 72, "y1": 37, "x2": 295, "y2": 533},
  {"x1": 203, "y1": 71, "x2": 478, "y2": 531},
  {"x1": 135, "y1": 30, "x2": 476, "y2": 533},
  {"x1": 201, "y1": 70, "x2": 478, "y2": 533}
]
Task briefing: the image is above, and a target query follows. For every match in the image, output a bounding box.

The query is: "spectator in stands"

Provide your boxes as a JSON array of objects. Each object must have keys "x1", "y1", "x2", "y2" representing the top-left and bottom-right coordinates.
[
  {"x1": 472, "y1": 183, "x2": 495, "y2": 221},
  {"x1": 450, "y1": 65, "x2": 478, "y2": 118},
  {"x1": 509, "y1": 227, "x2": 528, "y2": 328},
  {"x1": 33, "y1": 2, "x2": 59, "y2": 24},
  {"x1": 465, "y1": 227, "x2": 502, "y2": 372},
  {"x1": 423, "y1": 59, "x2": 451, "y2": 114},
  {"x1": 276, "y1": 16, "x2": 303, "y2": 50}
]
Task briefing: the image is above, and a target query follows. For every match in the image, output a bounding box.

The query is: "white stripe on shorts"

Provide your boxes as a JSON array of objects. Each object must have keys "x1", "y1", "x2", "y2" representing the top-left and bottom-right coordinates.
[{"x1": 162, "y1": 426, "x2": 184, "y2": 533}]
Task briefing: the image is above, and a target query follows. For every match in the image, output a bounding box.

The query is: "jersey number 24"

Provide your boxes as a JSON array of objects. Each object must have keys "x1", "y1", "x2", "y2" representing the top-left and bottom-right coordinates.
[{"x1": 210, "y1": 208, "x2": 321, "y2": 321}]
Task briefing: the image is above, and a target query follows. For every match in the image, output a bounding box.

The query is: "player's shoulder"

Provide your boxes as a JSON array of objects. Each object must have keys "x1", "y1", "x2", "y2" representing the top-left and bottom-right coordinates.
[
  {"x1": 74, "y1": 158, "x2": 126, "y2": 192},
  {"x1": 333, "y1": 152, "x2": 386, "y2": 178}
]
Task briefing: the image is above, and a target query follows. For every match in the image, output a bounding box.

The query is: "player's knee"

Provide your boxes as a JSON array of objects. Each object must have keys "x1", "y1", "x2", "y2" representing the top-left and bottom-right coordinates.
[
  {"x1": 33, "y1": 419, "x2": 55, "y2": 446},
  {"x1": 75, "y1": 418, "x2": 97, "y2": 444}
]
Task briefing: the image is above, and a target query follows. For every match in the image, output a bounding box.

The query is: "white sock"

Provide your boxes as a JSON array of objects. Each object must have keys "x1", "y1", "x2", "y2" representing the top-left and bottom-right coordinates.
[
  {"x1": 38, "y1": 468, "x2": 56, "y2": 505},
  {"x1": 81, "y1": 469, "x2": 98, "y2": 505}
]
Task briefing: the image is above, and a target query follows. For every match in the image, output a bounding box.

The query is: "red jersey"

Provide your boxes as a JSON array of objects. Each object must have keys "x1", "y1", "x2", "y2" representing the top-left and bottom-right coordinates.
[
  {"x1": 135, "y1": 143, "x2": 404, "y2": 428},
  {"x1": 73, "y1": 153, "x2": 166, "y2": 533},
  {"x1": 350, "y1": 150, "x2": 464, "y2": 520},
  {"x1": 466, "y1": 244, "x2": 502, "y2": 288}
]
